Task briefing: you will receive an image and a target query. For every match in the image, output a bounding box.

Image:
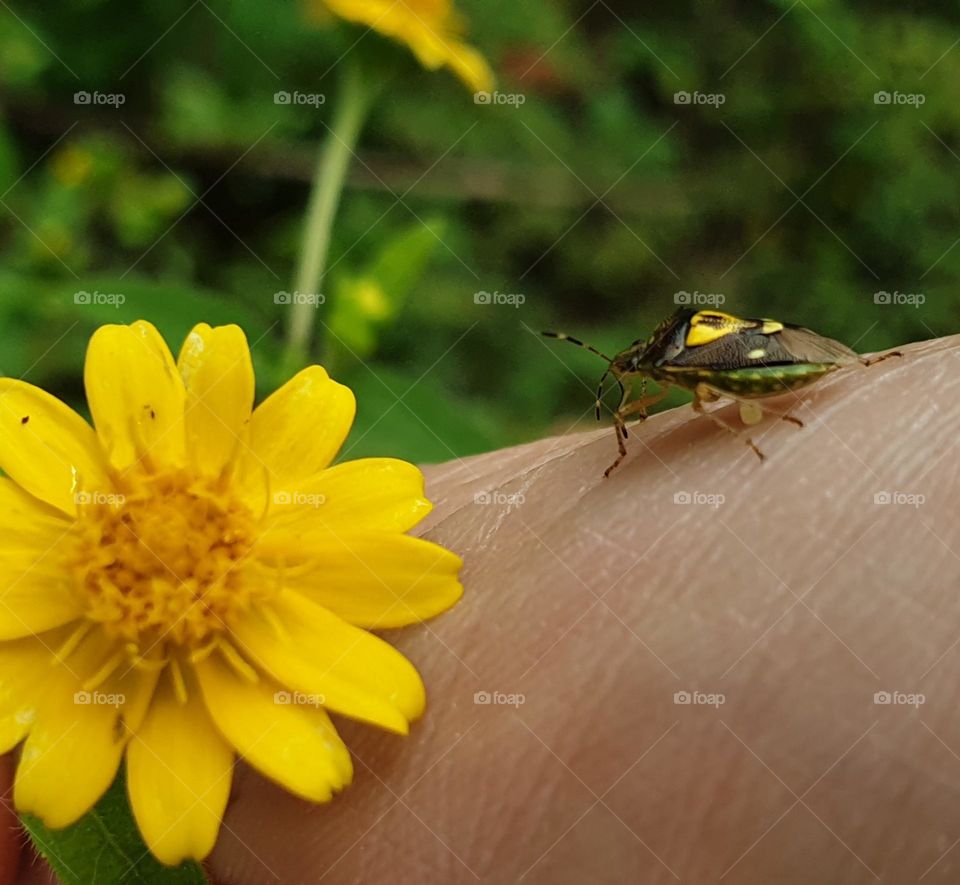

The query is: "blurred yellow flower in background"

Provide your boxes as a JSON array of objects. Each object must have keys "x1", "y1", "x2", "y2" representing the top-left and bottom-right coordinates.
[
  {"x1": 0, "y1": 320, "x2": 463, "y2": 864},
  {"x1": 318, "y1": 0, "x2": 494, "y2": 93}
]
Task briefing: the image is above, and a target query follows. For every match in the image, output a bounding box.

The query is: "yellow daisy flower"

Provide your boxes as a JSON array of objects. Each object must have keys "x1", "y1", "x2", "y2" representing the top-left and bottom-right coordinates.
[
  {"x1": 0, "y1": 320, "x2": 463, "y2": 864},
  {"x1": 316, "y1": 0, "x2": 494, "y2": 94}
]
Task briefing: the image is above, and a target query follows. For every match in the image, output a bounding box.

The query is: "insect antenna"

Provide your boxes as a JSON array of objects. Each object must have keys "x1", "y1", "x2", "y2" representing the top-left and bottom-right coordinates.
[
  {"x1": 542, "y1": 331, "x2": 618, "y2": 423},
  {"x1": 541, "y1": 331, "x2": 613, "y2": 363}
]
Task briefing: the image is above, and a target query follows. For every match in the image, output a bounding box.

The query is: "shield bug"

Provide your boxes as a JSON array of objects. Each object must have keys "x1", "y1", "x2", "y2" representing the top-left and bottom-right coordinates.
[{"x1": 544, "y1": 308, "x2": 901, "y2": 477}]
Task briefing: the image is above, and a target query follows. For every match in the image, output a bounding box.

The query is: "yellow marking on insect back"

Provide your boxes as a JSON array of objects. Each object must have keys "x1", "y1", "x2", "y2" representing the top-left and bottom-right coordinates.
[
  {"x1": 760, "y1": 320, "x2": 783, "y2": 334},
  {"x1": 685, "y1": 310, "x2": 755, "y2": 347},
  {"x1": 747, "y1": 348, "x2": 766, "y2": 359}
]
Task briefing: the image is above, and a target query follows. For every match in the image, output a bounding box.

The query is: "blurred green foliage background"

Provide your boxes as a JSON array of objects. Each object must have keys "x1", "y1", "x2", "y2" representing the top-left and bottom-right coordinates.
[{"x1": 0, "y1": 0, "x2": 957, "y2": 462}]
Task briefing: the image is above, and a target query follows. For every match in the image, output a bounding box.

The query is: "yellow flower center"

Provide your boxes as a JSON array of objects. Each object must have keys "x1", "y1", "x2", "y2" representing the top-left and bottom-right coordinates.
[{"x1": 67, "y1": 470, "x2": 260, "y2": 652}]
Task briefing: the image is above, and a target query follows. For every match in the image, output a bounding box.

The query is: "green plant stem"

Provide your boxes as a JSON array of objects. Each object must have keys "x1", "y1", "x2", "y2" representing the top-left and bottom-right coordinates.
[{"x1": 284, "y1": 61, "x2": 371, "y2": 369}]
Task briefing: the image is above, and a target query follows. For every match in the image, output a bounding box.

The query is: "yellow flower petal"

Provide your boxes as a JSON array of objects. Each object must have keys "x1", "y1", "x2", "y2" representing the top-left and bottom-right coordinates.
[
  {"x1": 235, "y1": 366, "x2": 355, "y2": 499},
  {"x1": 0, "y1": 634, "x2": 54, "y2": 753},
  {"x1": 0, "y1": 476, "x2": 72, "y2": 546},
  {"x1": 440, "y1": 38, "x2": 495, "y2": 94},
  {"x1": 255, "y1": 532, "x2": 462, "y2": 628},
  {"x1": 232, "y1": 590, "x2": 424, "y2": 734},
  {"x1": 196, "y1": 652, "x2": 352, "y2": 802},
  {"x1": 320, "y1": 0, "x2": 494, "y2": 93},
  {"x1": 0, "y1": 379, "x2": 110, "y2": 514},
  {"x1": 265, "y1": 457, "x2": 432, "y2": 532},
  {"x1": 16, "y1": 710, "x2": 123, "y2": 829},
  {"x1": 14, "y1": 635, "x2": 158, "y2": 828},
  {"x1": 0, "y1": 555, "x2": 83, "y2": 640},
  {"x1": 0, "y1": 481, "x2": 82, "y2": 638},
  {"x1": 177, "y1": 324, "x2": 255, "y2": 478},
  {"x1": 127, "y1": 667, "x2": 233, "y2": 866},
  {"x1": 84, "y1": 321, "x2": 186, "y2": 471},
  {"x1": 399, "y1": 17, "x2": 495, "y2": 93}
]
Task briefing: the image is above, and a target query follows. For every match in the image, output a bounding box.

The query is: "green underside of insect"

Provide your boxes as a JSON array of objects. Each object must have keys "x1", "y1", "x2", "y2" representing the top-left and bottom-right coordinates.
[
  {"x1": 660, "y1": 362, "x2": 838, "y2": 397},
  {"x1": 544, "y1": 308, "x2": 901, "y2": 477}
]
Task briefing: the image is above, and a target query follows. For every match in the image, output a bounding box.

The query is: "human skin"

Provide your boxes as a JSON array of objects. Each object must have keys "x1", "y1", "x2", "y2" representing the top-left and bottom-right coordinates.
[{"x1": 9, "y1": 333, "x2": 960, "y2": 883}]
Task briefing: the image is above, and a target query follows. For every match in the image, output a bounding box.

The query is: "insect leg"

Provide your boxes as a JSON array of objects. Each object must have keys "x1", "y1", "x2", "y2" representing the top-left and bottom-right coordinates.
[
  {"x1": 603, "y1": 385, "x2": 670, "y2": 478},
  {"x1": 604, "y1": 420, "x2": 629, "y2": 478},
  {"x1": 693, "y1": 386, "x2": 765, "y2": 461},
  {"x1": 604, "y1": 382, "x2": 631, "y2": 477},
  {"x1": 618, "y1": 385, "x2": 670, "y2": 428},
  {"x1": 617, "y1": 381, "x2": 630, "y2": 438}
]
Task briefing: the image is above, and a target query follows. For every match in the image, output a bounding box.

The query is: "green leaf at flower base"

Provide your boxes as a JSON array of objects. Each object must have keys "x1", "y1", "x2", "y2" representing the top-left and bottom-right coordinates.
[{"x1": 20, "y1": 765, "x2": 208, "y2": 885}]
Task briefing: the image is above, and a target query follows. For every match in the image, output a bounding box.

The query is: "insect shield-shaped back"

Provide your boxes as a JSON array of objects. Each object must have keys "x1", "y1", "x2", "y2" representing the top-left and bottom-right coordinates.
[{"x1": 642, "y1": 310, "x2": 853, "y2": 370}]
